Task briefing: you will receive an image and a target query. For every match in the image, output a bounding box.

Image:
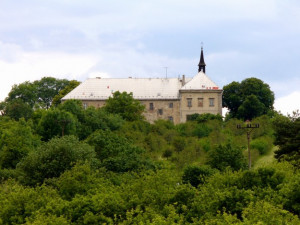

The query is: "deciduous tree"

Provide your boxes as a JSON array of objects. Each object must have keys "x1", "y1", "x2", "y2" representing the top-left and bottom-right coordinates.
[
  {"x1": 52, "y1": 80, "x2": 80, "y2": 106},
  {"x1": 104, "y1": 91, "x2": 145, "y2": 121},
  {"x1": 17, "y1": 135, "x2": 97, "y2": 185},
  {"x1": 4, "y1": 77, "x2": 70, "y2": 110},
  {"x1": 223, "y1": 78, "x2": 274, "y2": 120},
  {"x1": 37, "y1": 108, "x2": 77, "y2": 141},
  {"x1": 273, "y1": 112, "x2": 300, "y2": 167},
  {"x1": 208, "y1": 143, "x2": 247, "y2": 171}
]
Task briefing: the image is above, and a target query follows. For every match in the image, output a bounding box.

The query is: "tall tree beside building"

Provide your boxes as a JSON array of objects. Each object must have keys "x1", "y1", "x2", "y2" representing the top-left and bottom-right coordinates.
[
  {"x1": 223, "y1": 77, "x2": 274, "y2": 120},
  {"x1": 52, "y1": 80, "x2": 80, "y2": 106},
  {"x1": 4, "y1": 77, "x2": 70, "y2": 110}
]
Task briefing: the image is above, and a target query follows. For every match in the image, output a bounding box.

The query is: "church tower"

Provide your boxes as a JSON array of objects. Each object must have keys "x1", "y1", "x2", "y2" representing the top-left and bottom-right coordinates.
[{"x1": 198, "y1": 47, "x2": 206, "y2": 73}]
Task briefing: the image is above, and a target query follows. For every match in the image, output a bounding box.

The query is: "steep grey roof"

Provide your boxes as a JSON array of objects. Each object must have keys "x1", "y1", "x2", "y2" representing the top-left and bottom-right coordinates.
[
  {"x1": 62, "y1": 77, "x2": 185, "y2": 100},
  {"x1": 181, "y1": 71, "x2": 220, "y2": 90}
]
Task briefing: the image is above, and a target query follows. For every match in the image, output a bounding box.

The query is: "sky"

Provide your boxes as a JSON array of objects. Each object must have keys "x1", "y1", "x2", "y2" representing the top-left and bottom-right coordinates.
[{"x1": 0, "y1": 0, "x2": 299, "y2": 115}]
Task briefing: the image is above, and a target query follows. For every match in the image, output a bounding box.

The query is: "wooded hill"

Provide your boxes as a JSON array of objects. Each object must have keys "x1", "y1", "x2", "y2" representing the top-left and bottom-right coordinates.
[{"x1": 0, "y1": 77, "x2": 299, "y2": 224}]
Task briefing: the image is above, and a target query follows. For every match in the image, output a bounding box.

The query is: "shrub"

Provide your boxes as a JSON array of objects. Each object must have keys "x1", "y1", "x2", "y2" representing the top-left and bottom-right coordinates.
[
  {"x1": 250, "y1": 136, "x2": 273, "y2": 155},
  {"x1": 162, "y1": 149, "x2": 173, "y2": 159},
  {"x1": 199, "y1": 138, "x2": 211, "y2": 152},
  {"x1": 208, "y1": 143, "x2": 247, "y2": 171},
  {"x1": 172, "y1": 137, "x2": 186, "y2": 153},
  {"x1": 192, "y1": 124, "x2": 211, "y2": 138},
  {"x1": 182, "y1": 165, "x2": 216, "y2": 187},
  {"x1": 17, "y1": 136, "x2": 97, "y2": 185}
]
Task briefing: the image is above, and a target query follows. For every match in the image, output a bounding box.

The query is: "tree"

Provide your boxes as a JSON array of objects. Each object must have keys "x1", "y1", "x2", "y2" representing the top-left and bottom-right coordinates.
[
  {"x1": 58, "y1": 99, "x2": 85, "y2": 122},
  {"x1": 172, "y1": 136, "x2": 186, "y2": 153},
  {"x1": 236, "y1": 94, "x2": 265, "y2": 120},
  {"x1": 208, "y1": 143, "x2": 247, "y2": 171},
  {"x1": 242, "y1": 201, "x2": 300, "y2": 224},
  {"x1": 103, "y1": 91, "x2": 145, "y2": 121},
  {"x1": 182, "y1": 165, "x2": 215, "y2": 187},
  {"x1": 17, "y1": 135, "x2": 97, "y2": 185},
  {"x1": 37, "y1": 108, "x2": 77, "y2": 141},
  {"x1": 4, "y1": 77, "x2": 70, "y2": 110},
  {"x1": 0, "y1": 118, "x2": 40, "y2": 169},
  {"x1": 34, "y1": 77, "x2": 70, "y2": 109},
  {"x1": 86, "y1": 130, "x2": 153, "y2": 172},
  {"x1": 52, "y1": 80, "x2": 80, "y2": 106},
  {"x1": 0, "y1": 99, "x2": 33, "y2": 121},
  {"x1": 187, "y1": 113, "x2": 223, "y2": 123},
  {"x1": 273, "y1": 112, "x2": 300, "y2": 167},
  {"x1": 5, "y1": 81, "x2": 37, "y2": 107},
  {"x1": 223, "y1": 78, "x2": 274, "y2": 120}
]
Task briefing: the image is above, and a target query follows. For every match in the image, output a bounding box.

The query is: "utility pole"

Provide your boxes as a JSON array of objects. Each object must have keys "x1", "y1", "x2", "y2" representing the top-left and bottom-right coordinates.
[{"x1": 237, "y1": 121, "x2": 259, "y2": 169}]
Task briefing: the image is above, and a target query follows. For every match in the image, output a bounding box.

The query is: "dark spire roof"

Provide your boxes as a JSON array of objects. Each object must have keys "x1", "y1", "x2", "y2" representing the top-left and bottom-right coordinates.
[{"x1": 198, "y1": 47, "x2": 206, "y2": 73}]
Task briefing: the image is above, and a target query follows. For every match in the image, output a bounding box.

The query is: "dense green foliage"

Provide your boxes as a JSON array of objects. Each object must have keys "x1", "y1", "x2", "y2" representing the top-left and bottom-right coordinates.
[
  {"x1": 273, "y1": 111, "x2": 300, "y2": 168},
  {"x1": 17, "y1": 135, "x2": 97, "y2": 186},
  {"x1": 52, "y1": 80, "x2": 81, "y2": 106},
  {"x1": 223, "y1": 77, "x2": 275, "y2": 120},
  {"x1": 208, "y1": 143, "x2": 247, "y2": 171},
  {"x1": 103, "y1": 91, "x2": 145, "y2": 121},
  {"x1": 0, "y1": 118, "x2": 40, "y2": 169},
  {"x1": 0, "y1": 77, "x2": 71, "y2": 121},
  {"x1": 0, "y1": 78, "x2": 299, "y2": 224}
]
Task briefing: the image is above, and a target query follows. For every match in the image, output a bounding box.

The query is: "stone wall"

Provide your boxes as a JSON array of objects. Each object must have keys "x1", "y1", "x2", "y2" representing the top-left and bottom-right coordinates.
[
  {"x1": 79, "y1": 99, "x2": 181, "y2": 124},
  {"x1": 73, "y1": 90, "x2": 222, "y2": 124},
  {"x1": 140, "y1": 100, "x2": 180, "y2": 124},
  {"x1": 179, "y1": 90, "x2": 222, "y2": 123}
]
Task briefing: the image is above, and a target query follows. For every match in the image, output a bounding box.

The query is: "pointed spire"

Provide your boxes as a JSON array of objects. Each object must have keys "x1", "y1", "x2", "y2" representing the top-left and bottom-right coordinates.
[{"x1": 198, "y1": 45, "x2": 206, "y2": 73}]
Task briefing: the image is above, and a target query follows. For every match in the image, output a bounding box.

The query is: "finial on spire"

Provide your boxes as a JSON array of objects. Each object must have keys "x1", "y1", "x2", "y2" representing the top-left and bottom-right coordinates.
[{"x1": 198, "y1": 44, "x2": 206, "y2": 73}]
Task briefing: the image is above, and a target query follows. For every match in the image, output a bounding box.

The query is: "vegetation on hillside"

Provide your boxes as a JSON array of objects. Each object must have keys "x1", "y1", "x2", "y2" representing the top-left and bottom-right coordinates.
[{"x1": 0, "y1": 77, "x2": 299, "y2": 224}]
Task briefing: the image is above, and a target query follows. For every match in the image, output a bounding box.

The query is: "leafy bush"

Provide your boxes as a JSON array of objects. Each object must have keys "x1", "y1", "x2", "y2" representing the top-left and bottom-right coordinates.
[
  {"x1": 162, "y1": 149, "x2": 173, "y2": 159},
  {"x1": 251, "y1": 136, "x2": 273, "y2": 155},
  {"x1": 208, "y1": 143, "x2": 247, "y2": 171},
  {"x1": 237, "y1": 167, "x2": 285, "y2": 190},
  {"x1": 192, "y1": 123, "x2": 211, "y2": 138},
  {"x1": 0, "y1": 118, "x2": 40, "y2": 169},
  {"x1": 242, "y1": 201, "x2": 300, "y2": 224},
  {"x1": 172, "y1": 136, "x2": 186, "y2": 153},
  {"x1": 280, "y1": 173, "x2": 300, "y2": 216},
  {"x1": 187, "y1": 113, "x2": 223, "y2": 123},
  {"x1": 199, "y1": 138, "x2": 211, "y2": 152},
  {"x1": 86, "y1": 130, "x2": 154, "y2": 172},
  {"x1": 37, "y1": 108, "x2": 78, "y2": 141},
  {"x1": 17, "y1": 136, "x2": 97, "y2": 185},
  {"x1": 182, "y1": 165, "x2": 215, "y2": 187}
]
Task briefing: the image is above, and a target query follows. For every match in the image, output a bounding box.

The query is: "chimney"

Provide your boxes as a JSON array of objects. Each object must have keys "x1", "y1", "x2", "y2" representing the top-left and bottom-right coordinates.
[{"x1": 182, "y1": 74, "x2": 186, "y2": 86}]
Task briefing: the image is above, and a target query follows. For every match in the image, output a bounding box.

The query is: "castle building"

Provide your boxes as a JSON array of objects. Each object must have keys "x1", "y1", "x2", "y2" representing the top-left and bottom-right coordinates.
[{"x1": 62, "y1": 48, "x2": 222, "y2": 124}]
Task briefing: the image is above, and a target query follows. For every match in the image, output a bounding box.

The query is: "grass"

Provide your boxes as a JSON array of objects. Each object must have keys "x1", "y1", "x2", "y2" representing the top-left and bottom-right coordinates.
[{"x1": 253, "y1": 146, "x2": 277, "y2": 168}]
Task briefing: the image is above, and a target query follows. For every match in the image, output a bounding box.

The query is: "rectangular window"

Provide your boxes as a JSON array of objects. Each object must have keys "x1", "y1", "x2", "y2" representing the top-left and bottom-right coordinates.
[
  {"x1": 158, "y1": 109, "x2": 163, "y2": 115},
  {"x1": 198, "y1": 98, "x2": 204, "y2": 107},
  {"x1": 187, "y1": 98, "x2": 192, "y2": 107},
  {"x1": 169, "y1": 102, "x2": 173, "y2": 108},
  {"x1": 209, "y1": 98, "x2": 215, "y2": 107},
  {"x1": 149, "y1": 103, "x2": 154, "y2": 110}
]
